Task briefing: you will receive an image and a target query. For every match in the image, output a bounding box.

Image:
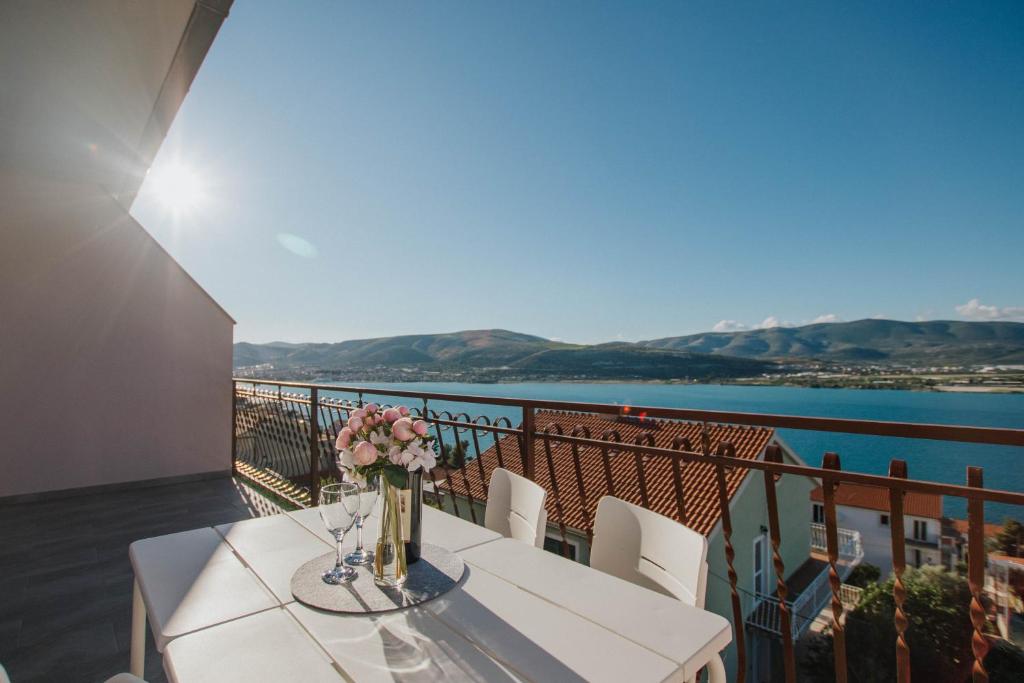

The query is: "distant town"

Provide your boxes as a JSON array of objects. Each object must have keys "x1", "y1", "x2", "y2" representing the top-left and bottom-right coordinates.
[
  {"x1": 733, "y1": 363, "x2": 1024, "y2": 393},
  {"x1": 234, "y1": 360, "x2": 1024, "y2": 393}
]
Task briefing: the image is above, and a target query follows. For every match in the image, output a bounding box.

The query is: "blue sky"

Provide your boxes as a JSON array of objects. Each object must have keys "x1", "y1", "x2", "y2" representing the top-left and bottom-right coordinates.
[{"x1": 132, "y1": 1, "x2": 1024, "y2": 344}]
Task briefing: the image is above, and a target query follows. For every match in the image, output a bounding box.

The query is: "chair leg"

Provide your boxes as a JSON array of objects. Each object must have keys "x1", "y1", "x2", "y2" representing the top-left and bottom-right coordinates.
[
  {"x1": 705, "y1": 654, "x2": 727, "y2": 683},
  {"x1": 130, "y1": 578, "x2": 146, "y2": 677}
]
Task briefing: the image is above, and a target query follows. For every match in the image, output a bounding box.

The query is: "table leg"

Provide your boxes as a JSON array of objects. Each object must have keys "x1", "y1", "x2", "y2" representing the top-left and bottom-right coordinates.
[
  {"x1": 130, "y1": 577, "x2": 146, "y2": 677},
  {"x1": 705, "y1": 654, "x2": 727, "y2": 683}
]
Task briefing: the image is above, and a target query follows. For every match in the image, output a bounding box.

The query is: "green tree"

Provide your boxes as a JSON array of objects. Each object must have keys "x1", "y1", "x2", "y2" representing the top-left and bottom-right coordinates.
[
  {"x1": 802, "y1": 566, "x2": 1020, "y2": 682},
  {"x1": 985, "y1": 639, "x2": 1024, "y2": 680},
  {"x1": 845, "y1": 563, "x2": 881, "y2": 589},
  {"x1": 440, "y1": 439, "x2": 470, "y2": 469},
  {"x1": 994, "y1": 519, "x2": 1023, "y2": 557}
]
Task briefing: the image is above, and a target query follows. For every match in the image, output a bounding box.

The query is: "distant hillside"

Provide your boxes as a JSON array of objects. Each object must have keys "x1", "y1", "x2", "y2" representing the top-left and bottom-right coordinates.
[
  {"x1": 640, "y1": 319, "x2": 1024, "y2": 364},
  {"x1": 505, "y1": 343, "x2": 770, "y2": 379},
  {"x1": 234, "y1": 330, "x2": 567, "y2": 368},
  {"x1": 235, "y1": 321, "x2": 1024, "y2": 382},
  {"x1": 234, "y1": 329, "x2": 773, "y2": 381}
]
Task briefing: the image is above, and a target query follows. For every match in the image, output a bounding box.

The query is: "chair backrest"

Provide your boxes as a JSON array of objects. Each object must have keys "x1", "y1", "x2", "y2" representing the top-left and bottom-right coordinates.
[
  {"x1": 484, "y1": 467, "x2": 548, "y2": 547},
  {"x1": 590, "y1": 496, "x2": 709, "y2": 608}
]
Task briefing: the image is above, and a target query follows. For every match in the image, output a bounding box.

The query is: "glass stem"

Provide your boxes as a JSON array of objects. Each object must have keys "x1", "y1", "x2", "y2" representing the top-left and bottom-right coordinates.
[
  {"x1": 355, "y1": 516, "x2": 363, "y2": 551},
  {"x1": 335, "y1": 534, "x2": 344, "y2": 569}
]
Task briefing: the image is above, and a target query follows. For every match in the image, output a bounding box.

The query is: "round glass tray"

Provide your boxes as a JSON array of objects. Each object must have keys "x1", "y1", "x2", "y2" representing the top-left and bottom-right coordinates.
[{"x1": 290, "y1": 542, "x2": 465, "y2": 614}]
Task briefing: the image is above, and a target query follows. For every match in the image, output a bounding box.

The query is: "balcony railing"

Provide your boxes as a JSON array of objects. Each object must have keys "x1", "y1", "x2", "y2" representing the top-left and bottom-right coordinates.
[
  {"x1": 810, "y1": 522, "x2": 863, "y2": 559},
  {"x1": 231, "y1": 377, "x2": 1024, "y2": 683},
  {"x1": 751, "y1": 525, "x2": 864, "y2": 639}
]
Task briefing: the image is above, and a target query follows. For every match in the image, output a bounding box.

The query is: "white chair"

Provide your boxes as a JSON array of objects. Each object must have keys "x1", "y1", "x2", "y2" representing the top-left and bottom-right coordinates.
[
  {"x1": 484, "y1": 467, "x2": 547, "y2": 547},
  {"x1": 591, "y1": 496, "x2": 725, "y2": 682},
  {"x1": 591, "y1": 495, "x2": 709, "y2": 607}
]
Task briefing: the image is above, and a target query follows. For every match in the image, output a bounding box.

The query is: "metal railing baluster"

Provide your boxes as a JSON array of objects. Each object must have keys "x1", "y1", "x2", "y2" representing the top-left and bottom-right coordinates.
[
  {"x1": 822, "y1": 452, "x2": 848, "y2": 683},
  {"x1": 522, "y1": 405, "x2": 536, "y2": 480},
  {"x1": 967, "y1": 467, "x2": 989, "y2": 683},
  {"x1": 763, "y1": 444, "x2": 795, "y2": 683},
  {"x1": 888, "y1": 459, "x2": 911, "y2": 683},
  {"x1": 309, "y1": 387, "x2": 320, "y2": 503},
  {"x1": 542, "y1": 424, "x2": 572, "y2": 557},
  {"x1": 712, "y1": 441, "x2": 746, "y2": 683}
]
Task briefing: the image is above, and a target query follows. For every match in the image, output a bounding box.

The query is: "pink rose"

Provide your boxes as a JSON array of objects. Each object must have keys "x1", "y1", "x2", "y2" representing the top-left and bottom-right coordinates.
[
  {"x1": 348, "y1": 416, "x2": 364, "y2": 432},
  {"x1": 412, "y1": 420, "x2": 430, "y2": 437},
  {"x1": 364, "y1": 415, "x2": 375, "y2": 428},
  {"x1": 392, "y1": 417, "x2": 414, "y2": 441},
  {"x1": 365, "y1": 403, "x2": 379, "y2": 414},
  {"x1": 352, "y1": 441, "x2": 378, "y2": 466},
  {"x1": 335, "y1": 427, "x2": 354, "y2": 449},
  {"x1": 351, "y1": 408, "x2": 367, "y2": 420},
  {"x1": 398, "y1": 406, "x2": 410, "y2": 417},
  {"x1": 382, "y1": 408, "x2": 401, "y2": 424}
]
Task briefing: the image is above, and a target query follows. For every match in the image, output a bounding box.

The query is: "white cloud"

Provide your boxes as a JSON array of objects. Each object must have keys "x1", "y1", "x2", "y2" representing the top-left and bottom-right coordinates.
[
  {"x1": 955, "y1": 298, "x2": 1024, "y2": 321},
  {"x1": 712, "y1": 320, "x2": 748, "y2": 332},
  {"x1": 709, "y1": 313, "x2": 841, "y2": 333},
  {"x1": 757, "y1": 316, "x2": 796, "y2": 329}
]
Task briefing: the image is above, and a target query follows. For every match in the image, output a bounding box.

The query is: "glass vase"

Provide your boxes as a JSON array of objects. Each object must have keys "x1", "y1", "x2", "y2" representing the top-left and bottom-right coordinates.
[{"x1": 373, "y1": 476, "x2": 408, "y2": 587}]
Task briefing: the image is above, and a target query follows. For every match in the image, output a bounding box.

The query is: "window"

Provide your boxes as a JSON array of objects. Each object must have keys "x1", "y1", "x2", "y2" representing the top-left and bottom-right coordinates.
[
  {"x1": 913, "y1": 520, "x2": 928, "y2": 541},
  {"x1": 880, "y1": 514, "x2": 890, "y2": 526},
  {"x1": 812, "y1": 503, "x2": 825, "y2": 524},
  {"x1": 543, "y1": 535, "x2": 577, "y2": 561},
  {"x1": 753, "y1": 535, "x2": 766, "y2": 595}
]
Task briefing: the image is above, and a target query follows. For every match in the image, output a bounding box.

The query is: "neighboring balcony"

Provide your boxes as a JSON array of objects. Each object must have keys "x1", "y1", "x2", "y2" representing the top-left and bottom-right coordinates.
[
  {"x1": 747, "y1": 524, "x2": 864, "y2": 640},
  {"x1": 809, "y1": 522, "x2": 865, "y2": 560}
]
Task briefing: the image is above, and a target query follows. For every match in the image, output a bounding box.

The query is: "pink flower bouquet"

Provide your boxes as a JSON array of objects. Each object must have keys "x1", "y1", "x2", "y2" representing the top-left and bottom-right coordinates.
[{"x1": 335, "y1": 403, "x2": 437, "y2": 487}]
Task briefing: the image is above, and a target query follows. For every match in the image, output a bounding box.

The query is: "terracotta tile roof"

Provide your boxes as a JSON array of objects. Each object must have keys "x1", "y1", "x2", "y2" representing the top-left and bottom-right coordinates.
[
  {"x1": 948, "y1": 518, "x2": 1002, "y2": 539},
  {"x1": 438, "y1": 410, "x2": 775, "y2": 537},
  {"x1": 810, "y1": 483, "x2": 942, "y2": 519},
  {"x1": 989, "y1": 554, "x2": 1024, "y2": 567}
]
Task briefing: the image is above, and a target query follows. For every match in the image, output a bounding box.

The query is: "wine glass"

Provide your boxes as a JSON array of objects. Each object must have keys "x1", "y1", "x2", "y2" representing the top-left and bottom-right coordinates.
[
  {"x1": 345, "y1": 475, "x2": 380, "y2": 566},
  {"x1": 318, "y1": 482, "x2": 359, "y2": 584}
]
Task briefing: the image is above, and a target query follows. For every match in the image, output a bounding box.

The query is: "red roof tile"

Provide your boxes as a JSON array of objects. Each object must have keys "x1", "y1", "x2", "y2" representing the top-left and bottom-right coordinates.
[
  {"x1": 810, "y1": 483, "x2": 942, "y2": 519},
  {"x1": 949, "y1": 518, "x2": 1002, "y2": 539},
  {"x1": 438, "y1": 410, "x2": 775, "y2": 537}
]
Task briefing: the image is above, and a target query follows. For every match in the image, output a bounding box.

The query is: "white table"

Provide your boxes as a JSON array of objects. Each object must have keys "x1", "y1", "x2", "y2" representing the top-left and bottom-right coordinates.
[{"x1": 130, "y1": 505, "x2": 730, "y2": 682}]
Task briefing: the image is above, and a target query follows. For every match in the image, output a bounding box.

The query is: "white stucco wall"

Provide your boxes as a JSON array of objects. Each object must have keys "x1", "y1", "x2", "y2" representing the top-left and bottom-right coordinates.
[
  {"x1": 815, "y1": 502, "x2": 941, "y2": 571},
  {"x1": 0, "y1": 0, "x2": 234, "y2": 499},
  {"x1": 0, "y1": 174, "x2": 235, "y2": 497}
]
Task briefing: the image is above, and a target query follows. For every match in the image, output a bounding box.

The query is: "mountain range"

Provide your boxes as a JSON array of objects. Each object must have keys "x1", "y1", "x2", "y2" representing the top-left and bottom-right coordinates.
[
  {"x1": 234, "y1": 319, "x2": 1024, "y2": 381},
  {"x1": 640, "y1": 319, "x2": 1024, "y2": 364},
  {"x1": 234, "y1": 329, "x2": 772, "y2": 380}
]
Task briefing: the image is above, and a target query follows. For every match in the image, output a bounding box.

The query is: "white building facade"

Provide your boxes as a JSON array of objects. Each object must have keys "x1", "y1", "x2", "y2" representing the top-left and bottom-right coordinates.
[{"x1": 810, "y1": 484, "x2": 942, "y2": 572}]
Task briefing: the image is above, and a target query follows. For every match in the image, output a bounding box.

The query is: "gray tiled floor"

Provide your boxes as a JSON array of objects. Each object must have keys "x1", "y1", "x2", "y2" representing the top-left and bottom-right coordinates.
[{"x1": 0, "y1": 477, "x2": 275, "y2": 683}]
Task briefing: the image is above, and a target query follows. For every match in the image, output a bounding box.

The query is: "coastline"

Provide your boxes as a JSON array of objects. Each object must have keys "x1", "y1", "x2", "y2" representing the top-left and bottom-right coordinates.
[{"x1": 239, "y1": 372, "x2": 1024, "y2": 393}]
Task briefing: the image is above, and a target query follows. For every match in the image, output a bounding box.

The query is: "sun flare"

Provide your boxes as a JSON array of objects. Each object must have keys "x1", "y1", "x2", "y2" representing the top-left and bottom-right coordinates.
[{"x1": 148, "y1": 162, "x2": 205, "y2": 213}]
